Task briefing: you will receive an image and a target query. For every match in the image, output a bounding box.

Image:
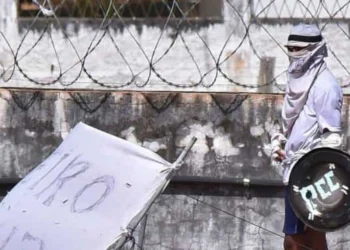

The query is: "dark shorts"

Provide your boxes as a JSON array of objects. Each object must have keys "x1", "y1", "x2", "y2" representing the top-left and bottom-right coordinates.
[{"x1": 283, "y1": 187, "x2": 306, "y2": 235}]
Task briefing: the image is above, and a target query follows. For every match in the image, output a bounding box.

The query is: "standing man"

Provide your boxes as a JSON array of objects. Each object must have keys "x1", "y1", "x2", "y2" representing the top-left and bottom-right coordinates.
[{"x1": 271, "y1": 24, "x2": 343, "y2": 250}]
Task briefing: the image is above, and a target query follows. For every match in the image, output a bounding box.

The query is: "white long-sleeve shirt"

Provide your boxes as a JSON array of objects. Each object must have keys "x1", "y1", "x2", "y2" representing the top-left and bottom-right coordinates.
[{"x1": 282, "y1": 67, "x2": 343, "y2": 184}]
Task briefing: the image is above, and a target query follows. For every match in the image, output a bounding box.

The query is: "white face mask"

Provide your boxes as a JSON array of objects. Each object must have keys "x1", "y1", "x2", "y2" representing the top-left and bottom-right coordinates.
[{"x1": 287, "y1": 42, "x2": 327, "y2": 78}]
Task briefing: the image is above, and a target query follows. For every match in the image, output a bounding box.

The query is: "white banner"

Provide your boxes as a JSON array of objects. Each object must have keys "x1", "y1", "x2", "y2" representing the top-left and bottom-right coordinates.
[{"x1": 0, "y1": 122, "x2": 176, "y2": 250}]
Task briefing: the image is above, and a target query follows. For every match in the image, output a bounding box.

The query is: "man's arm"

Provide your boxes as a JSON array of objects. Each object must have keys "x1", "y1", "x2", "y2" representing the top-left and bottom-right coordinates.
[{"x1": 313, "y1": 80, "x2": 343, "y2": 148}]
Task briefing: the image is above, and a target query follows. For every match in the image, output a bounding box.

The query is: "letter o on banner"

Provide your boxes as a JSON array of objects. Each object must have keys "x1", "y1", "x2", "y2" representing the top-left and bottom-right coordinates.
[
  {"x1": 71, "y1": 175, "x2": 115, "y2": 214},
  {"x1": 288, "y1": 147, "x2": 350, "y2": 232}
]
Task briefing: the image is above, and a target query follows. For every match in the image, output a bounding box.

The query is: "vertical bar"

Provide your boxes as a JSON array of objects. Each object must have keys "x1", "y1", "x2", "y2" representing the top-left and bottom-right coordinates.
[
  {"x1": 137, "y1": 214, "x2": 148, "y2": 249},
  {"x1": 258, "y1": 56, "x2": 276, "y2": 93}
]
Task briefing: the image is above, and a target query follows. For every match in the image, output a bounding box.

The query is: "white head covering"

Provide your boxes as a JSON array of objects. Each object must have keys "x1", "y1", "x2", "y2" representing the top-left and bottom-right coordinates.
[
  {"x1": 282, "y1": 24, "x2": 328, "y2": 136},
  {"x1": 285, "y1": 23, "x2": 323, "y2": 48}
]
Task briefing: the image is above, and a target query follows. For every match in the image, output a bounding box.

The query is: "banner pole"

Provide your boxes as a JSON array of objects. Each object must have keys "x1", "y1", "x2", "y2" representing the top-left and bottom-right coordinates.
[{"x1": 172, "y1": 137, "x2": 197, "y2": 168}]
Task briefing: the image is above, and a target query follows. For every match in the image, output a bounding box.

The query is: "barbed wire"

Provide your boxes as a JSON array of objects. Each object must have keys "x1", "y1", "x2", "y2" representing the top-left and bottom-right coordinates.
[
  {"x1": 1, "y1": 0, "x2": 350, "y2": 112},
  {"x1": 2, "y1": 1, "x2": 350, "y2": 90}
]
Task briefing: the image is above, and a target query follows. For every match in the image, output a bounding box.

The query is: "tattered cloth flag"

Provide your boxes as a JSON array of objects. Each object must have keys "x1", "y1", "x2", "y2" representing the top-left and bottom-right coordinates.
[{"x1": 0, "y1": 122, "x2": 193, "y2": 250}]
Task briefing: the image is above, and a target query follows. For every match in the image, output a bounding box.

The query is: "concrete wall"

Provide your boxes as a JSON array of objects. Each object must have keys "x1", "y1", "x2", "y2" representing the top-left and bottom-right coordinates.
[
  {"x1": 142, "y1": 193, "x2": 350, "y2": 250},
  {"x1": 0, "y1": 90, "x2": 350, "y2": 249},
  {"x1": 0, "y1": 91, "x2": 282, "y2": 179},
  {"x1": 2, "y1": 90, "x2": 350, "y2": 180}
]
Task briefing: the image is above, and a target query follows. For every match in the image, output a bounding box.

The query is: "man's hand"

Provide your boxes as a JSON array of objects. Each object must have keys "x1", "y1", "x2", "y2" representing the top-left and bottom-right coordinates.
[
  {"x1": 272, "y1": 148, "x2": 286, "y2": 162},
  {"x1": 319, "y1": 131, "x2": 343, "y2": 149},
  {"x1": 270, "y1": 132, "x2": 287, "y2": 163}
]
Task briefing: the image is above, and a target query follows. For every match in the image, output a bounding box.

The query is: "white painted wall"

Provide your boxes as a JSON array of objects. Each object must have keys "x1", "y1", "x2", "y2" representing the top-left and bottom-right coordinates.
[
  {"x1": 252, "y1": 0, "x2": 350, "y2": 19},
  {"x1": 1, "y1": 0, "x2": 350, "y2": 93}
]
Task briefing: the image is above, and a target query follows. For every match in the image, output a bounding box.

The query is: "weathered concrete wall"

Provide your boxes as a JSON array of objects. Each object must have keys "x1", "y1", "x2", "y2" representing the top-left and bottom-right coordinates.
[
  {"x1": 138, "y1": 193, "x2": 350, "y2": 250},
  {"x1": 2, "y1": 90, "x2": 350, "y2": 180},
  {"x1": 144, "y1": 194, "x2": 285, "y2": 250},
  {"x1": 2, "y1": 1, "x2": 350, "y2": 93},
  {"x1": 1, "y1": 90, "x2": 350, "y2": 249},
  {"x1": 0, "y1": 90, "x2": 282, "y2": 179}
]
